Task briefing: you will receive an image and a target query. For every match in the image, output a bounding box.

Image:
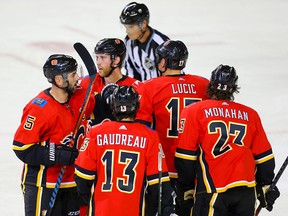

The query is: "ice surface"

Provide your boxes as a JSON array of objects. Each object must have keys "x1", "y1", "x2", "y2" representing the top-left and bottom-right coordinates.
[{"x1": 1, "y1": 0, "x2": 287, "y2": 215}]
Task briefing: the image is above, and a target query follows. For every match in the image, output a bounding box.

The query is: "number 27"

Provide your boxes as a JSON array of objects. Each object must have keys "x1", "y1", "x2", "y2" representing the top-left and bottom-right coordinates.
[{"x1": 208, "y1": 121, "x2": 246, "y2": 157}]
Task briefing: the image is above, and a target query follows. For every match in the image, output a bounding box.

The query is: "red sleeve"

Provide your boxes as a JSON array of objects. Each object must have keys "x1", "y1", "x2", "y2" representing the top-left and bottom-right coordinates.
[
  {"x1": 177, "y1": 104, "x2": 200, "y2": 152},
  {"x1": 75, "y1": 126, "x2": 98, "y2": 172},
  {"x1": 14, "y1": 98, "x2": 54, "y2": 144},
  {"x1": 250, "y1": 111, "x2": 273, "y2": 157},
  {"x1": 145, "y1": 130, "x2": 169, "y2": 179},
  {"x1": 136, "y1": 81, "x2": 154, "y2": 123}
]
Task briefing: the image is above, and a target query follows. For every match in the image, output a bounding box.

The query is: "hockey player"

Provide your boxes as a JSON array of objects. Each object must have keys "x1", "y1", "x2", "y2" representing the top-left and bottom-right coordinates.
[
  {"x1": 135, "y1": 40, "x2": 209, "y2": 215},
  {"x1": 175, "y1": 65, "x2": 280, "y2": 216},
  {"x1": 120, "y1": 2, "x2": 170, "y2": 81},
  {"x1": 75, "y1": 86, "x2": 175, "y2": 216},
  {"x1": 12, "y1": 54, "x2": 96, "y2": 215},
  {"x1": 91, "y1": 38, "x2": 140, "y2": 125}
]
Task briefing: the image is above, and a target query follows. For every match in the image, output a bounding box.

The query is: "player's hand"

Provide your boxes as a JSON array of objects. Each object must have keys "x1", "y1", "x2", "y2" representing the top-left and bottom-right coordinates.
[
  {"x1": 266, "y1": 186, "x2": 280, "y2": 211},
  {"x1": 178, "y1": 189, "x2": 194, "y2": 216},
  {"x1": 45, "y1": 143, "x2": 79, "y2": 166},
  {"x1": 175, "y1": 182, "x2": 194, "y2": 216},
  {"x1": 256, "y1": 184, "x2": 280, "y2": 211}
]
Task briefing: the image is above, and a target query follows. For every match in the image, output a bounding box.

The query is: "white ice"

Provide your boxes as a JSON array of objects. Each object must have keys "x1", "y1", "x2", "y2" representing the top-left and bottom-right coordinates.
[{"x1": 0, "y1": 0, "x2": 287, "y2": 215}]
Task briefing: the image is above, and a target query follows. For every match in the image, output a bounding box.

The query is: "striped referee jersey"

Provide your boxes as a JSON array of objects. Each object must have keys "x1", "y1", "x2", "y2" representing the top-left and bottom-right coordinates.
[{"x1": 123, "y1": 26, "x2": 169, "y2": 81}]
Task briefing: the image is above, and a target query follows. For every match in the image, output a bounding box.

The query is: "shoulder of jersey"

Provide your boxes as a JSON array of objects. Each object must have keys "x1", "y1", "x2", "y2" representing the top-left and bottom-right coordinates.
[
  {"x1": 125, "y1": 76, "x2": 139, "y2": 85},
  {"x1": 153, "y1": 28, "x2": 170, "y2": 40},
  {"x1": 31, "y1": 97, "x2": 48, "y2": 108},
  {"x1": 230, "y1": 101, "x2": 257, "y2": 114},
  {"x1": 143, "y1": 76, "x2": 165, "y2": 85},
  {"x1": 186, "y1": 98, "x2": 210, "y2": 110},
  {"x1": 186, "y1": 74, "x2": 209, "y2": 81},
  {"x1": 136, "y1": 124, "x2": 158, "y2": 135},
  {"x1": 29, "y1": 91, "x2": 51, "y2": 108},
  {"x1": 89, "y1": 120, "x2": 112, "y2": 133},
  {"x1": 77, "y1": 75, "x2": 92, "y2": 88}
]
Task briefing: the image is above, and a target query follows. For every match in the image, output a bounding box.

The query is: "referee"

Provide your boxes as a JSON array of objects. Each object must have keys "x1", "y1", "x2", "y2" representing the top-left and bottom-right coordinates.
[{"x1": 120, "y1": 2, "x2": 170, "y2": 81}]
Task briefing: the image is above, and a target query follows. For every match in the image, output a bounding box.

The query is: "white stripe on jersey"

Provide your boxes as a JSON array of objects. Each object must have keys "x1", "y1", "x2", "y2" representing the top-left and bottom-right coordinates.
[{"x1": 123, "y1": 27, "x2": 170, "y2": 81}]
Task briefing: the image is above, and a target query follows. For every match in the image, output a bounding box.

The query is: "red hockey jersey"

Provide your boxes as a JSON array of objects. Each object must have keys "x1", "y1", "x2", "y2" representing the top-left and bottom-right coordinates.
[
  {"x1": 136, "y1": 74, "x2": 209, "y2": 178},
  {"x1": 93, "y1": 73, "x2": 140, "y2": 94},
  {"x1": 75, "y1": 121, "x2": 171, "y2": 216},
  {"x1": 91, "y1": 73, "x2": 141, "y2": 125},
  {"x1": 175, "y1": 99, "x2": 275, "y2": 193},
  {"x1": 13, "y1": 76, "x2": 96, "y2": 188}
]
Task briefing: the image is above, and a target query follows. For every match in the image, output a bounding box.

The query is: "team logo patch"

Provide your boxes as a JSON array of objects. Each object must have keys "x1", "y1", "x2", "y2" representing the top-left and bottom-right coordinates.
[
  {"x1": 51, "y1": 59, "x2": 57, "y2": 65},
  {"x1": 61, "y1": 132, "x2": 73, "y2": 146},
  {"x1": 32, "y1": 98, "x2": 47, "y2": 107}
]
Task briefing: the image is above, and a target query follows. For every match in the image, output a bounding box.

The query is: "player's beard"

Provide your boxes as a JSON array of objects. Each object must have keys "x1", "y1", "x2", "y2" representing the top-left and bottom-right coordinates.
[
  {"x1": 66, "y1": 81, "x2": 78, "y2": 98},
  {"x1": 99, "y1": 66, "x2": 114, "y2": 78}
]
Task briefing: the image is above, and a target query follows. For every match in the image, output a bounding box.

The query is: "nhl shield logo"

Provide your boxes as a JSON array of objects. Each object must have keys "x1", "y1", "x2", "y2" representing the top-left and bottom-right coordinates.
[{"x1": 145, "y1": 57, "x2": 154, "y2": 70}]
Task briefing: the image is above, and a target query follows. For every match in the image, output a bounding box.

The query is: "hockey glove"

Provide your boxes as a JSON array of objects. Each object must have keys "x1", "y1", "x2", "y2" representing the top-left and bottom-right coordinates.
[
  {"x1": 45, "y1": 143, "x2": 79, "y2": 166},
  {"x1": 256, "y1": 184, "x2": 280, "y2": 211},
  {"x1": 101, "y1": 83, "x2": 118, "y2": 108},
  {"x1": 175, "y1": 182, "x2": 194, "y2": 216}
]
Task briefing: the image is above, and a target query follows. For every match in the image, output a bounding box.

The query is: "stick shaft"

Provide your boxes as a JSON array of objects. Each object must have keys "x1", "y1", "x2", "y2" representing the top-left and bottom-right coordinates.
[
  {"x1": 46, "y1": 43, "x2": 96, "y2": 216},
  {"x1": 158, "y1": 144, "x2": 163, "y2": 216}
]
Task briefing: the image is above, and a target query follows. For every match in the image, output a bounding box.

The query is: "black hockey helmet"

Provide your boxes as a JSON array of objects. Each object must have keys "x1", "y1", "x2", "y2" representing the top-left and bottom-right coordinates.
[
  {"x1": 94, "y1": 38, "x2": 126, "y2": 67},
  {"x1": 155, "y1": 40, "x2": 189, "y2": 70},
  {"x1": 43, "y1": 54, "x2": 77, "y2": 83},
  {"x1": 111, "y1": 86, "x2": 140, "y2": 119},
  {"x1": 120, "y1": 2, "x2": 149, "y2": 25},
  {"x1": 210, "y1": 64, "x2": 238, "y2": 90}
]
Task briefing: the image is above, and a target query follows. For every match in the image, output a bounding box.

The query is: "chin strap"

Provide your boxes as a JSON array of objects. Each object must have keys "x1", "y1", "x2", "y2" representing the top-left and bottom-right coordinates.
[
  {"x1": 104, "y1": 55, "x2": 120, "y2": 78},
  {"x1": 105, "y1": 66, "x2": 116, "y2": 78},
  {"x1": 160, "y1": 67, "x2": 167, "y2": 74},
  {"x1": 137, "y1": 31, "x2": 145, "y2": 41},
  {"x1": 137, "y1": 22, "x2": 146, "y2": 41}
]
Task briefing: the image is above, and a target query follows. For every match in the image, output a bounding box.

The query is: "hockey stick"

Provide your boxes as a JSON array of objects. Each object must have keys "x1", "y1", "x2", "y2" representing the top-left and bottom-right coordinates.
[
  {"x1": 255, "y1": 156, "x2": 288, "y2": 216},
  {"x1": 158, "y1": 144, "x2": 165, "y2": 216},
  {"x1": 45, "y1": 42, "x2": 96, "y2": 216}
]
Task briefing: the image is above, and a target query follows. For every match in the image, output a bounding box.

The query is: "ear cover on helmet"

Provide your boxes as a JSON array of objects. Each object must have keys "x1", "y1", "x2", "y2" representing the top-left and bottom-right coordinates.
[{"x1": 155, "y1": 40, "x2": 188, "y2": 70}]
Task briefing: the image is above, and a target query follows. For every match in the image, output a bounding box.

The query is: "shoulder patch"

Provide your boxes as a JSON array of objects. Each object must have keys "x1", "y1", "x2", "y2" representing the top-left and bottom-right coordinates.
[{"x1": 32, "y1": 98, "x2": 47, "y2": 107}]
